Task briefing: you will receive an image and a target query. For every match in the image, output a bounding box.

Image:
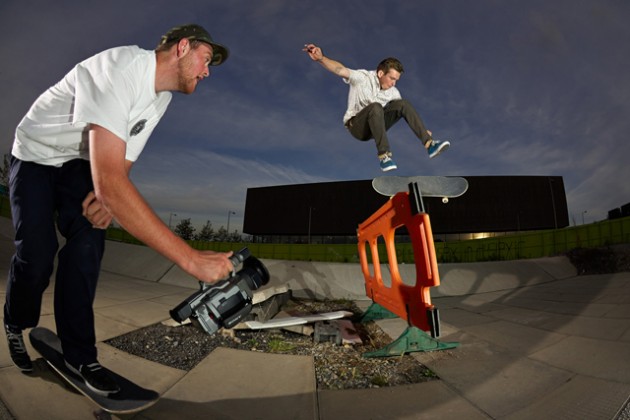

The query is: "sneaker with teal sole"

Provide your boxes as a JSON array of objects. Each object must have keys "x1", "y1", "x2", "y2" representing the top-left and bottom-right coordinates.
[
  {"x1": 427, "y1": 139, "x2": 450, "y2": 158},
  {"x1": 379, "y1": 155, "x2": 397, "y2": 171}
]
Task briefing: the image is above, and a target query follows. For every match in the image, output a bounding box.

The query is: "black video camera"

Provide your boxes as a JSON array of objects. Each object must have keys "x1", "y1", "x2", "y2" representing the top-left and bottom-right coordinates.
[{"x1": 169, "y1": 247, "x2": 270, "y2": 335}]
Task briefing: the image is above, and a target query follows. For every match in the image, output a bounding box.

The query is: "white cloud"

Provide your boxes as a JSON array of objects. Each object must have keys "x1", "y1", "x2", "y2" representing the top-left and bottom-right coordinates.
[{"x1": 2, "y1": 0, "x2": 629, "y2": 228}]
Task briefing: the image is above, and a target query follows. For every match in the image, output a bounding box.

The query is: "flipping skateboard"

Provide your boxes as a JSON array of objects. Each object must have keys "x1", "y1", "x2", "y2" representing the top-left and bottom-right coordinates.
[
  {"x1": 373, "y1": 175, "x2": 468, "y2": 203},
  {"x1": 29, "y1": 327, "x2": 159, "y2": 415}
]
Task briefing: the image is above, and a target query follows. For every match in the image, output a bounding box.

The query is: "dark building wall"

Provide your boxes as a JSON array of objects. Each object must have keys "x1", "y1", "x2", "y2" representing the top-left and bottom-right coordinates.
[
  {"x1": 425, "y1": 176, "x2": 568, "y2": 233},
  {"x1": 243, "y1": 180, "x2": 386, "y2": 236},
  {"x1": 243, "y1": 176, "x2": 569, "y2": 236}
]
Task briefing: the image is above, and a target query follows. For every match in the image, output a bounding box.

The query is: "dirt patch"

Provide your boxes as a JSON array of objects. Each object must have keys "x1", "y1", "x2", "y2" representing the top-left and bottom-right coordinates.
[{"x1": 106, "y1": 298, "x2": 438, "y2": 390}]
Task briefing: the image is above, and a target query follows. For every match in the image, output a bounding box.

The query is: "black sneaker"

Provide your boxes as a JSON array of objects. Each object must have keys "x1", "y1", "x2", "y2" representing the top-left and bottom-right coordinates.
[
  {"x1": 4, "y1": 324, "x2": 33, "y2": 372},
  {"x1": 66, "y1": 361, "x2": 121, "y2": 396}
]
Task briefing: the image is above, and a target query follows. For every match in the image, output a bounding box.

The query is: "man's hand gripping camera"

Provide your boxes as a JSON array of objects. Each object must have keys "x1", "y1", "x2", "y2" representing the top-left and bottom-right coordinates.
[{"x1": 170, "y1": 248, "x2": 270, "y2": 335}]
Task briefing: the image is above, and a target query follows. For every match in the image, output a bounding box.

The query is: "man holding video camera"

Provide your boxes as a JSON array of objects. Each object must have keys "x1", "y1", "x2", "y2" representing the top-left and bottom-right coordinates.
[{"x1": 4, "y1": 24, "x2": 234, "y2": 396}]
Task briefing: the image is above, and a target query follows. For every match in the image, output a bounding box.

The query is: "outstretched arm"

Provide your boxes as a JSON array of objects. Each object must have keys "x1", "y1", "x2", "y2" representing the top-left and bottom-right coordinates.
[
  {"x1": 303, "y1": 43, "x2": 350, "y2": 79},
  {"x1": 87, "y1": 123, "x2": 233, "y2": 284}
]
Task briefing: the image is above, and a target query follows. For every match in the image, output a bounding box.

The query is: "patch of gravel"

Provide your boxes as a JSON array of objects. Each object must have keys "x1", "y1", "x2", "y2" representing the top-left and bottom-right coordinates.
[{"x1": 106, "y1": 298, "x2": 438, "y2": 390}]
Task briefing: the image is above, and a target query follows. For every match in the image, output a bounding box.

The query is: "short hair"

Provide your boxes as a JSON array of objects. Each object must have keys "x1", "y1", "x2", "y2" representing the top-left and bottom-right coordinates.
[
  {"x1": 377, "y1": 57, "x2": 404, "y2": 74},
  {"x1": 155, "y1": 39, "x2": 205, "y2": 53}
]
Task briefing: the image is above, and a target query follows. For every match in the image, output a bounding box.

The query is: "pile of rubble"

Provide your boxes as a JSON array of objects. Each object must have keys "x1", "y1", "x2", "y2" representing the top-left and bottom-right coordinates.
[{"x1": 107, "y1": 287, "x2": 438, "y2": 390}]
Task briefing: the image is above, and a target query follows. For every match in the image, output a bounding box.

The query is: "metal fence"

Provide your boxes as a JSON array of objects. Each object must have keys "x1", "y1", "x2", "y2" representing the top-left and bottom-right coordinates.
[{"x1": 106, "y1": 215, "x2": 630, "y2": 264}]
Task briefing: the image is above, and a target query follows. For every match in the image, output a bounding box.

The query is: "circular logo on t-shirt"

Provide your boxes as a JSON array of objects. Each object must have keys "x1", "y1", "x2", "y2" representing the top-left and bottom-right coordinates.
[{"x1": 130, "y1": 119, "x2": 147, "y2": 136}]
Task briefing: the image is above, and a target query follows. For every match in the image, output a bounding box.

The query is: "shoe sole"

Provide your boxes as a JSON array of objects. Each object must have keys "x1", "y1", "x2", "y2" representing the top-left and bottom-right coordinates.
[
  {"x1": 85, "y1": 381, "x2": 120, "y2": 397},
  {"x1": 381, "y1": 165, "x2": 397, "y2": 172},
  {"x1": 429, "y1": 142, "x2": 450, "y2": 159},
  {"x1": 6, "y1": 337, "x2": 33, "y2": 372},
  {"x1": 13, "y1": 362, "x2": 33, "y2": 373},
  {"x1": 64, "y1": 360, "x2": 119, "y2": 396}
]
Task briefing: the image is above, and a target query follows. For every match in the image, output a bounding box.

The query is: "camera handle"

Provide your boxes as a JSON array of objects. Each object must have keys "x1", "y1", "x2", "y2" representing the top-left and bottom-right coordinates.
[
  {"x1": 222, "y1": 303, "x2": 253, "y2": 329},
  {"x1": 195, "y1": 247, "x2": 252, "y2": 289}
]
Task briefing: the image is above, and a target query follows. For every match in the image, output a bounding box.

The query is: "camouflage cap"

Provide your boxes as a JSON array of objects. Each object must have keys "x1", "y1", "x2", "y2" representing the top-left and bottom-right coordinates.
[{"x1": 159, "y1": 24, "x2": 229, "y2": 66}]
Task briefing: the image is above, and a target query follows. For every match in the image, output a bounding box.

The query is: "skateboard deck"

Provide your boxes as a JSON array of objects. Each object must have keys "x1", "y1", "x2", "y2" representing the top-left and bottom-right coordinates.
[
  {"x1": 373, "y1": 175, "x2": 468, "y2": 202},
  {"x1": 241, "y1": 310, "x2": 353, "y2": 330},
  {"x1": 29, "y1": 327, "x2": 159, "y2": 415}
]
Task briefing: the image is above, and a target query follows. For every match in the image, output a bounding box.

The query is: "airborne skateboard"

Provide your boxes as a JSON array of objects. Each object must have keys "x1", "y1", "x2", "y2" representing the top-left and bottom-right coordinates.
[
  {"x1": 372, "y1": 175, "x2": 468, "y2": 203},
  {"x1": 29, "y1": 327, "x2": 159, "y2": 415}
]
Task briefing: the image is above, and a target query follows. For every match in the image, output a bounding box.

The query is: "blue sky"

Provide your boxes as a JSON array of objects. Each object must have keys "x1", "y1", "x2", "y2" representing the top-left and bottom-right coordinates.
[{"x1": 1, "y1": 0, "x2": 628, "y2": 233}]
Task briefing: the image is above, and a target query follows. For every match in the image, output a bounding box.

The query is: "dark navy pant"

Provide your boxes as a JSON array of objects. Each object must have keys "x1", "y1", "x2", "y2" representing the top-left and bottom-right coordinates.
[
  {"x1": 346, "y1": 99, "x2": 432, "y2": 156},
  {"x1": 4, "y1": 157, "x2": 105, "y2": 367}
]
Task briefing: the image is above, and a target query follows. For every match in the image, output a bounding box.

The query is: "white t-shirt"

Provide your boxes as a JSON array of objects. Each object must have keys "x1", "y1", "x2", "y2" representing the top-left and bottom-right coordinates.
[
  {"x1": 342, "y1": 69, "x2": 402, "y2": 124},
  {"x1": 12, "y1": 46, "x2": 172, "y2": 166}
]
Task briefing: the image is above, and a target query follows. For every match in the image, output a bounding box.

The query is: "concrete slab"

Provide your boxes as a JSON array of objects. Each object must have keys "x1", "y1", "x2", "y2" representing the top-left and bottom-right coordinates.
[
  {"x1": 413, "y1": 332, "x2": 574, "y2": 419},
  {"x1": 101, "y1": 240, "x2": 175, "y2": 282},
  {"x1": 96, "y1": 342, "x2": 186, "y2": 395},
  {"x1": 0, "y1": 362, "x2": 97, "y2": 419},
  {"x1": 95, "y1": 271, "x2": 192, "y2": 301},
  {"x1": 141, "y1": 347, "x2": 317, "y2": 420},
  {"x1": 530, "y1": 335, "x2": 630, "y2": 383},
  {"x1": 464, "y1": 320, "x2": 567, "y2": 356},
  {"x1": 505, "y1": 375, "x2": 630, "y2": 420},
  {"x1": 436, "y1": 294, "x2": 511, "y2": 313},
  {"x1": 411, "y1": 268, "x2": 630, "y2": 419},
  {"x1": 93, "y1": 312, "x2": 162, "y2": 343},
  {"x1": 318, "y1": 381, "x2": 489, "y2": 419},
  {"x1": 537, "y1": 313, "x2": 630, "y2": 340},
  {"x1": 95, "y1": 299, "x2": 172, "y2": 329},
  {"x1": 156, "y1": 264, "x2": 199, "y2": 290},
  {"x1": 433, "y1": 258, "x2": 573, "y2": 297},
  {"x1": 437, "y1": 307, "x2": 497, "y2": 328},
  {"x1": 482, "y1": 306, "x2": 568, "y2": 328},
  {"x1": 530, "y1": 255, "x2": 578, "y2": 279}
]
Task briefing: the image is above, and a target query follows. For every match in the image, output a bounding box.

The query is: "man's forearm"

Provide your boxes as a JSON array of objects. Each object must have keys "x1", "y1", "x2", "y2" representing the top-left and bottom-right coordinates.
[
  {"x1": 88, "y1": 126, "x2": 194, "y2": 272},
  {"x1": 101, "y1": 172, "x2": 194, "y2": 270},
  {"x1": 304, "y1": 44, "x2": 350, "y2": 79},
  {"x1": 318, "y1": 56, "x2": 348, "y2": 77}
]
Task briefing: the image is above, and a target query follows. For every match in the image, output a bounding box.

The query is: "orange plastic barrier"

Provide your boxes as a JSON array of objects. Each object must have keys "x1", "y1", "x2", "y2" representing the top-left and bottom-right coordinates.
[{"x1": 357, "y1": 191, "x2": 440, "y2": 334}]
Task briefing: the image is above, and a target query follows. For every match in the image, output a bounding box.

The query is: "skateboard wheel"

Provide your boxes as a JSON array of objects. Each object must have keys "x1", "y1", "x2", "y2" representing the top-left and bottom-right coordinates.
[{"x1": 442, "y1": 197, "x2": 449, "y2": 204}]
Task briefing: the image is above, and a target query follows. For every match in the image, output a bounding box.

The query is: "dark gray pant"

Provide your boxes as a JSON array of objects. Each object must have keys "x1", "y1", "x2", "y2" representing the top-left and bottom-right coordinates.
[
  {"x1": 346, "y1": 99, "x2": 432, "y2": 156},
  {"x1": 4, "y1": 157, "x2": 105, "y2": 367}
]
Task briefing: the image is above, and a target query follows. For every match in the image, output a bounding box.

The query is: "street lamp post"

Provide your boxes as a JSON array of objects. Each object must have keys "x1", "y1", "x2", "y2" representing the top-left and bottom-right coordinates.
[
  {"x1": 168, "y1": 212, "x2": 177, "y2": 230},
  {"x1": 227, "y1": 211, "x2": 235, "y2": 234},
  {"x1": 308, "y1": 207, "x2": 315, "y2": 244},
  {"x1": 548, "y1": 178, "x2": 558, "y2": 229},
  {"x1": 582, "y1": 210, "x2": 587, "y2": 225}
]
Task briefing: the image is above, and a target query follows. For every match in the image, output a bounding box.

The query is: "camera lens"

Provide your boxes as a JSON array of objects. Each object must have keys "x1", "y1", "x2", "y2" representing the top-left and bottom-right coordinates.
[{"x1": 239, "y1": 256, "x2": 269, "y2": 290}]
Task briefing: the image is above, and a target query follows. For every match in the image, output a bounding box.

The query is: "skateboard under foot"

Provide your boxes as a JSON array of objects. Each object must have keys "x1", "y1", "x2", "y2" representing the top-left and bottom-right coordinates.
[{"x1": 29, "y1": 327, "x2": 159, "y2": 415}]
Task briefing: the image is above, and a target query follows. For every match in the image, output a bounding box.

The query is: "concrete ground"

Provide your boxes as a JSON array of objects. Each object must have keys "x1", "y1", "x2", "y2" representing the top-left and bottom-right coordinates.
[{"x1": 0, "y1": 216, "x2": 629, "y2": 419}]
